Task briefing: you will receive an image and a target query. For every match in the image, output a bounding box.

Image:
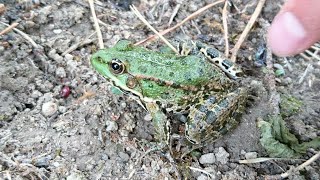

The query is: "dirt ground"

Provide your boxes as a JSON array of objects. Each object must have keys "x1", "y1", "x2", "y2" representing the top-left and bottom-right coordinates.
[{"x1": 0, "y1": 0, "x2": 319, "y2": 179}]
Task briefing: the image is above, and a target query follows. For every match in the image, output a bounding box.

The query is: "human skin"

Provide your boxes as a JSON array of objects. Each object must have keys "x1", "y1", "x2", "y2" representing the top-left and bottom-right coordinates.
[{"x1": 267, "y1": 0, "x2": 320, "y2": 57}]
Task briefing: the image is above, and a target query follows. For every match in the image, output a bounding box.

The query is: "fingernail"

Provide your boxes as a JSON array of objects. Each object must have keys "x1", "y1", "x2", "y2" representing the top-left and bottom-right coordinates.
[{"x1": 268, "y1": 12, "x2": 307, "y2": 56}]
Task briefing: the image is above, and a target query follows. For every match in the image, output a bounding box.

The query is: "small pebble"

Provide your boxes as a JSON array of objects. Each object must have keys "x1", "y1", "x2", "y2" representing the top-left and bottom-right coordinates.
[
  {"x1": 188, "y1": 2, "x2": 198, "y2": 11},
  {"x1": 42, "y1": 101, "x2": 58, "y2": 117},
  {"x1": 197, "y1": 174, "x2": 209, "y2": 180},
  {"x1": 119, "y1": 129, "x2": 129, "y2": 136},
  {"x1": 274, "y1": 63, "x2": 285, "y2": 76},
  {"x1": 282, "y1": 77, "x2": 292, "y2": 85},
  {"x1": 56, "y1": 67, "x2": 66, "y2": 78},
  {"x1": 58, "y1": 106, "x2": 67, "y2": 113},
  {"x1": 118, "y1": 152, "x2": 130, "y2": 162},
  {"x1": 215, "y1": 147, "x2": 229, "y2": 164},
  {"x1": 33, "y1": 155, "x2": 52, "y2": 167},
  {"x1": 64, "y1": 54, "x2": 74, "y2": 61},
  {"x1": 106, "y1": 120, "x2": 118, "y2": 132},
  {"x1": 53, "y1": 29, "x2": 62, "y2": 34},
  {"x1": 0, "y1": 4, "x2": 5, "y2": 14},
  {"x1": 120, "y1": 102, "x2": 126, "y2": 108},
  {"x1": 199, "y1": 153, "x2": 215, "y2": 164},
  {"x1": 52, "y1": 162, "x2": 60, "y2": 167},
  {"x1": 143, "y1": 114, "x2": 152, "y2": 121},
  {"x1": 0, "y1": 45, "x2": 4, "y2": 53},
  {"x1": 66, "y1": 171, "x2": 85, "y2": 180},
  {"x1": 245, "y1": 152, "x2": 258, "y2": 159},
  {"x1": 31, "y1": 90, "x2": 43, "y2": 98}
]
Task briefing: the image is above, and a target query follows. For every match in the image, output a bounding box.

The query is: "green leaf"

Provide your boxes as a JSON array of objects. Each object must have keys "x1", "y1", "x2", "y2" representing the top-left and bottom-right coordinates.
[{"x1": 258, "y1": 115, "x2": 320, "y2": 158}]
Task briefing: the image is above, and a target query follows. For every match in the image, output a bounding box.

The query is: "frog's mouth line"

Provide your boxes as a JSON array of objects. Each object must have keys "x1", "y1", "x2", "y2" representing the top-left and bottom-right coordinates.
[{"x1": 107, "y1": 73, "x2": 155, "y2": 110}]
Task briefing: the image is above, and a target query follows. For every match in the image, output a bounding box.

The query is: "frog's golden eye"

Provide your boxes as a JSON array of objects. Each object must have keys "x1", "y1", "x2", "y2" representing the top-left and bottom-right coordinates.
[{"x1": 109, "y1": 59, "x2": 125, "y2": 74}]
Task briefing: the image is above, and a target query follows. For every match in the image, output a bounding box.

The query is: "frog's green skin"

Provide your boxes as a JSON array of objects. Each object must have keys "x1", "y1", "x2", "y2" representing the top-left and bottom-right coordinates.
[{"x1": 91, "y1": 40, "x2": 247, "y2": 145}]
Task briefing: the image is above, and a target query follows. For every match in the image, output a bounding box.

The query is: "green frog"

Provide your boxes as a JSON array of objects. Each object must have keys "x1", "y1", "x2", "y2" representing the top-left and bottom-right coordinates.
[{"x1": 91, "y1": 40, "x2": 247, "y2": 147}]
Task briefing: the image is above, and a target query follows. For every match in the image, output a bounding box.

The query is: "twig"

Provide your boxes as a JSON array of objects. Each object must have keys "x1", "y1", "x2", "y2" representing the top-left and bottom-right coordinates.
[
  {"x1": 0, "y1": 22, "x2": 18, "y2": 36},
  {"x1": 168, "y1": 3, "x2": 181, "y2": 26},
  {"x1": 230, "y1": 0, "x2": 266, "y2": 62},
  {"x1": 280, "y1": 151, "x2": 320, "y2": 178},
  {"x1": 62, "y1": 32, "x2": 96, "y2": 56},
  {"x1": 304, "y1": 49, "x2": 320, "y2": 61},
  {"x1": 298, "y1": 63, "x2": 313, "y2": 84},
  {"x1": 188, "y1": 166, "x2": 215, "y2": 179},
  {"x1": 130, "y1": 5, "x2": 178, "y2": 54},
  {"x1": 0, "y1": 22, "x2": 39, "y2": 48},
  {"x1": 222, "y1": 0, "x2": 229, "y2": 57},
  {"x1": 239, "y1": 157, "x2": 302, "y2": 164},
  {"x1": 134, "y1": 0, "x2": 225, "y2": 46},
  {"x1": 88, "y1": 0, "x2": 104, "y2": 49}
]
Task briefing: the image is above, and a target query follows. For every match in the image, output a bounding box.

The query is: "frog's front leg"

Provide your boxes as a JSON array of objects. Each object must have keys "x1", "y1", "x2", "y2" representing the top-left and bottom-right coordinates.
[
  {"x1": 185, "y1": 88, "x2": 247, "y2": 144},
  {"x1": 145, "y1": 102, "x2": 170, "y2": 147}
]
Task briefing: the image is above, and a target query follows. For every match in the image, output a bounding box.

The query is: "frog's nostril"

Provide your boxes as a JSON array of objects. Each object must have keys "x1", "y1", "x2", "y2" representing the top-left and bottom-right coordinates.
[{"x1": 96, "y1": 56, "x2": 103, "y2": 63}]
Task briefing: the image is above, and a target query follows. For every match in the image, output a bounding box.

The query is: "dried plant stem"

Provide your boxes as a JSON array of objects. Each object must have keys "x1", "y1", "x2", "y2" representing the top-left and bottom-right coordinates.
[
  {"x1": 168, "y1": 3, "x2": 181, "y2": 26},
  {"x1": 188, "y1": 166, "x2": 215, "y2": 179},
  {"x1": 0, "y1": 22, "x2": 18, "y2": 36},
  {"x1": 230, "y1": 0, "x2": 266, "y2": 62},
  {"x1": 222, "y1": 1, "x2": 229, "y2": 57},
  {"x1": 88, "y1": 0, "x2": 104, "y2": 49},
  {"x1": 62, "y1": 32, "x2": 96, "y2": 56},
  {"x1": 280, "y1": 151, "x2": 320, "y2": 178},
  {"x1": 1, "y1": 22, "x2": 39, "y2": 48},
  {"x1": 134, "y1": 0, "x2": 225, "y2": 46},
  {"x1": 130, "y1": 5, "x2": 178, "y2": 54}
]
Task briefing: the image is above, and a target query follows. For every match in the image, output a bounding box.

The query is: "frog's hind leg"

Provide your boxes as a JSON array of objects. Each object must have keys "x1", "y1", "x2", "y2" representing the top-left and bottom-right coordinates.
[{"x1": 185, "y1": 88, "x2": 247, "y2": 145}]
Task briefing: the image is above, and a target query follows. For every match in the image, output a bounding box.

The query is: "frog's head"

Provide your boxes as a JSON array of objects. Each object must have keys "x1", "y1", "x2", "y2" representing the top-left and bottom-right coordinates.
[{"x1": 91, "y1": 40, "x2": 152, "y2": 104}]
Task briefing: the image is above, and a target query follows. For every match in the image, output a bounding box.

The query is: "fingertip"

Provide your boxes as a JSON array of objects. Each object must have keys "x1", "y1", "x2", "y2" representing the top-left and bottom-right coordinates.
[
  {"x1": 267, "y1": 0, "x2": 320, "y2": 57},
  {"x1": 267, "y1": 12, "x2": 306, "y2": 57}
]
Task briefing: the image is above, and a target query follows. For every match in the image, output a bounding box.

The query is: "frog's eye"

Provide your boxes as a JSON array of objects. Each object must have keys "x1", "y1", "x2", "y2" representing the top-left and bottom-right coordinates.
[{"x1": 109, "y1": 59, "x2": 125, "y2": 74}]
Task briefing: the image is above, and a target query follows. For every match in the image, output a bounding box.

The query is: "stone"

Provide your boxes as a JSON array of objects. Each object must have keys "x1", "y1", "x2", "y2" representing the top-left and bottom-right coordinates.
[{"x1": 199, "y1": 153, "x2": 215, "y2": 164}]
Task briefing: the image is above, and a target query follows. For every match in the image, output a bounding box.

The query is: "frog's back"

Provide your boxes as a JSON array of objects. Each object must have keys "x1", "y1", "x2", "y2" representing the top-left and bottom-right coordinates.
[{"x1": 113, "y1": 47, "x2": 232, "y2": 88}]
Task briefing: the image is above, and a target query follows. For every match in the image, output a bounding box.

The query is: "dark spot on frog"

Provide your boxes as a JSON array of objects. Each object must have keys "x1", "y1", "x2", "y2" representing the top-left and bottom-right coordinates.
[
  {"x1": 170, "y1": 82, "x2": 182, "y2": 89},
  {"x1": 217, "y1": 125, "x2": 229, "y2": 135},
  {"x1": 198, "y1": 105, "x2": 208, "y2": 113},
  {"x1": 178, "y1": 43, "x2": 183, "y2": 54},
  {"x1": 207, "y1": 48, "x2": 220, "y2": 59},
  {"x1": 184, "y1": 72, "x2": 192, "y2": 81},
  {"x1": 197, "y1": 68, "x2": 204, "y2": 76},
  {"x1": 169, "y1": 72, "x2": 174, "y2": 76},
  {"x1": 207, "y1": 96, "x2": 216, "y2": 104},
  {"x1": 178, "y1": 59, "x2": 187, "y2": 66},
  {"x1": 222, "y1": 59, "x2": 233, "y2": 70},
  {"x1": 219, "y1": 99, "x2": 229, "y2": 109},
  {"x1": 205, "y1": 111, "x2": 217, "y2": 124},
  {"x1": 195, "y1": 42, "x2": 205, "y2": 50},
  {"x1": 138, "y1": 65, "x2": 148, "y2": 74},
  {"x1": 160, "y1": 92, "x2": 171, "y2": 99}
]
